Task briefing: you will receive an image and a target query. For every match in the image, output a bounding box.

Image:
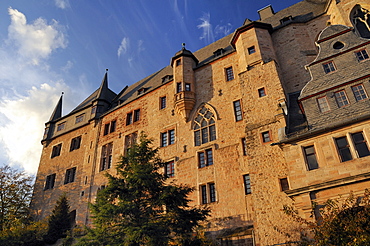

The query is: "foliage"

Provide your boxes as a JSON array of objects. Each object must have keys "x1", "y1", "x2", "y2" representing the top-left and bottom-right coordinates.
[
  {"x1": 44, "y1": 193, "x2": 72, "y2": 244},
  {"x1": 284, "y1": 189, "x2": 370, "y2": 246},
  {"x1": 77, "y1": 133, "x2": 210, "y2": 246},
  {"x1": 0, "y1": 220, "x2": 47, "y2": 246},
  {"x1": 0, "y1": 165, "x2": 33, "y2": 232}
]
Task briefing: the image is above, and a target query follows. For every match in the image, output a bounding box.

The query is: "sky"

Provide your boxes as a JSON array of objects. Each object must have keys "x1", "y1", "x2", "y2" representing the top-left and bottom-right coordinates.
[{"x1": 0, "y1": 0, "x2": 301, "y2": 175}]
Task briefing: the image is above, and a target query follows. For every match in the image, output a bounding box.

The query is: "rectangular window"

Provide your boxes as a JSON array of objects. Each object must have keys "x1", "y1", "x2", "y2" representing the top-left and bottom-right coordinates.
[
  {"x1": 185, "y1": 83, "x2": 191, "y2": 91},
  {"x1": 258, "y1": 87, "x2": 266, "y2": 97},
  {"x1": 200, "y1": 183, "x2": 216, "y2": 204},
  {"x1": 225, "y1": 67, "x2": 234, "y2": 81},
  {"x1": 323, "y1": 61, "x2": 336, "y2": 74},
  {"x1": 176, "y1": 83, "x2": 182, "y2": 93},
  {"x1": 124, "y1": 132, "x2": 138, "y2": 154},
  {"x1": 165, "y1": 161, "x2": 175, "y2": 178},
  {"x1": 126, "y1": 112, "x2": 133, "y2": 125},
  {"x1": 241, "y1": 137, "x2": 248, "y2": 156},
  {"x1": 57, "y1": 122, "x2": 66, "y2": 131},
  {"x1": 351, "y1": 84, "x2": 368, "y2": 101},
  {"x1": 160, "y1": 96, "x2": 166, "y2": 109},
  {"x1": 70, "y1": 136, "x2": 81, "y2": 152},
  {"x1": 351, "y1": 132, "x2": 370, "y2": 158},
  {"x1": 198, "y1": 149, "x2": 213, "y2": 168},
  {"x1": 75, "y1": 114, "x2": 84, "y2": 124},
  {"x1": 334, "y1": 90, "x2": 349, "y2": 107},
  {"x1": 317, "y1": 96, "x2": 330, "y2": 113},
  {"x1": 209, "y1": 183, "x2": 216, "y2": 203},
  {"x1": 335, "y1": 136, "x2": 353, "y2": 162},
  {"x1": 280, "y1": 178, "x2": 290, "y2": 191},
  {"x1": 243, "y1": 174, "x2": 252, "y2": 195},
  {"x1": 161, "y1": 129, "x2": 175, "y2": 147},
  {"x1": 91, "y1": 106, "x2": 97, "y2": 114},
  {"x1": 51, "y1": 143, "x2": 62, "y2": 158},
  {"x1": 303, "y1": 145, "x2": 319, "y2": 170},
  {"x1": 261, "y1": 131, "x2": 271, "y2": 143},
  {"x1": 233, "y1": 100, "x2": 243, "y2": 121},
  {"x1": 248, "y1": 46, "x2": 256, "y2": 54},
  {"x1": 134, "y1": 109, "x2": 140, "y2": 122},
  {"x1": 64, "y1": 167, "x2": 76, "y2": 184},
  {"x1": 44, "y1": 173, "x2": 56, "y2": 190},
  {"x1": 104, "y1": 120, "x2": 116, "y2": 135},
  {"x1": 201, "y1": 185, "x2": 207, "y2": 204},
  {"x1": 355, "y1": 49, "x2": 369, "y2": 61},
  {"x1": 100, "y1": 143, "x2": 113, "y2": 171},
  {"x1": 176, "y1": 59, "x2": 181, "y2": 66}
]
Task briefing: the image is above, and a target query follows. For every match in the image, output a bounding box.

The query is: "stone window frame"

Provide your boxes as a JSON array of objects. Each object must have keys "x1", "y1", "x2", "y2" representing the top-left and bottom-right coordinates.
[
  {"x1": 258, "y1": 87, "x2": 267, "y2": 97},
  {"x1": 176, "y1": 82, "x2": 182, "y2": 93},
  {"x1": 243, "y1": 174, "x2": 252, "y2": 195},
  {"x1": 75, "y1": 114, "x2": 85, "y2": 124},
  {"x1": 355, "y1": 49, "x2": 369, "y2": 62},
  {"x1": 165, "y1": 160, "x2": 175, "y2": 178},
  {"x1": 160, "y1": 129, "x2": 175, "y2": 147},
  {"x1": 302, "y1": 145, "x2": 319, "y2": 171},
  {"x1": 322, "y1": 61, "x2": 336, "y2": 74},
  {"x1": 335, "y1": 136, "x2": 353, "y2": 162},
  {"x1": 64, "y1": 167, "x2": 76, "y2": 185},
  {"x1": 100, "y1": 142, "x2": 113, "y2": 171},
  {"x1": 198, "y1": 148, "x2": 213, "y2": 168},
  {"x1": 44, "y1": 173, "x2": 56, "y2": 190},
  {"x1": 193, "y1": 106, "x2": 217, "y2": 146},
  {"x1": 241, "y1": 137, "x2": 248, "y2": 156},
  {"x1": 334, "y1": 90, "x2": 350, "y2": 108},
  {"x1": 200, "y1": 182, "x2": 216, "y2": 204},
  {"x1": 317, "y1": 96, "x2": 330, "y2": 113},
  {"x1": 159, "y1": 96, "x2": 166, "y2": 109},
  {"x1": 126, "y1": 109, "x2": 141, "y2": 126},
  {"x1": 103, "y1": 120, "x2": 117, "y2": 135},
  {"x1": 70, "y1": 136, "x2": 82, "y2": 152},
  {"x1": 351, "y1": 84, "x2": 368, "y2": 102},
  {"x1": 351, "y1": 132, "x2": 370, "y2": 158},
  {"x1": 248, "y1": 46, "x2": 256, "y2": 55},
  {"x1": 225, "y1": 66, "x2": 234, "y2": 81},
  {"x1": 279, "y1": 178, "x2": 290, "y2": 191},
  {"x1": 124, "y1": 131, "x2": 138, "y2": 155},
  {"x1": 57, "y1": 122, "x2": 66, "y2": 131},
  {"x1": 261, "y1": 131, "x2": 272, "y2": 144},
  {"x1": 51, "y1": 143, "x2": 62, "y2": 158},
  {"x1": 233, "y1": 99, "x2": 243, "y2": 122}
]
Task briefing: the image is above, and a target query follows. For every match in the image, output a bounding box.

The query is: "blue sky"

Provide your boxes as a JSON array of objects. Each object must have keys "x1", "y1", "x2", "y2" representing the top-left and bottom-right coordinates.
[{"x1": 0, "y1": 0, "x2": 301, "y2": 174}]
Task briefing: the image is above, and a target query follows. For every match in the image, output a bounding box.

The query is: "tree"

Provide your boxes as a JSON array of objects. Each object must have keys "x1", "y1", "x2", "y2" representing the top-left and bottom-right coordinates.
[
  {"x1": 44, "y1": 193, "x2": 72, "y2": 244},
  {"x1": 0, "y1": 165, "x2": 33, "y2": 232},
  {"x1": 78, "y1": 134, "x2": 210, "y2": 246},
  {"x1": 284, "y1": 190, "x2": 370, "y2": 246}
]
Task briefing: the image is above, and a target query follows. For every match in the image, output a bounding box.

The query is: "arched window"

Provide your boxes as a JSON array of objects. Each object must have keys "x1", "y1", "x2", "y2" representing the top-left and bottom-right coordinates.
[
  {"x1": 193, "y1": 106, "x2": 216, "y2": 146},
  {"x1": 351, "y1": 5, "x2": 370, "y2": 39}
]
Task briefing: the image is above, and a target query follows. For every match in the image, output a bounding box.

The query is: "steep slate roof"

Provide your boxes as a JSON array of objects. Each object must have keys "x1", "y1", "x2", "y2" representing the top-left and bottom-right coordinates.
[{"x1": 49, "y1": 93, "x2": 63, "y2": 122}]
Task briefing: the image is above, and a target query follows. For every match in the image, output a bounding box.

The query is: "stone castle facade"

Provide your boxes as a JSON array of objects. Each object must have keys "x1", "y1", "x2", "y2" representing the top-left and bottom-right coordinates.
[{"x1": 30, "y1": 0, "x2": 370, "y2": 245}]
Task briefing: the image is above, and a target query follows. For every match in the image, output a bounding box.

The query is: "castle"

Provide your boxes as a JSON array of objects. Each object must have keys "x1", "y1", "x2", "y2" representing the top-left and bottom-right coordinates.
[{"x1": 30, "y1": 0, "x2": 370, "y2": 245}]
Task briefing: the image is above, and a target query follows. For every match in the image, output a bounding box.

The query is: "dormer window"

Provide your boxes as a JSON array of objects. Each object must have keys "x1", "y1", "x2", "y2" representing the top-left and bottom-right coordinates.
[
  {"x1": 213, "y1": 48, "x2": 224, "y2": 57},
  {"x1": 323, "y1": 61, "x2": 336, "y2": 74},
  {"x1": 138, "y1": 88, "x2": 145, "y2": 95},
  {"x1": 280, "y1": 16, "x2": 293, "y2": 24},
  {"x1": 355, "y1": 49, "x2": 369, "y2": 61},
  {"x1": 57, "y1": 122, "x2": 66, "y2": 131},
  {"x1": 162, "y1": 75, "x2": 173, "y2": 84},
  {"x1": 248, "y1": 46, "x2": 256, "y2": 55}
]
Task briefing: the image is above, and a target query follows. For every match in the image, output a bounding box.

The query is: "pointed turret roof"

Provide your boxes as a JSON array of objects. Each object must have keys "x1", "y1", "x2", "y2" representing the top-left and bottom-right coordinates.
[{"x1": 49, "y1": 93, "x2": 63, "y2": 122}]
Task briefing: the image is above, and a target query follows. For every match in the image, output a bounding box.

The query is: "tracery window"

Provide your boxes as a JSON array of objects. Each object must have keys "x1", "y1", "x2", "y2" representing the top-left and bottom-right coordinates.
[
  {"x1": 351, "y1": 5, "x2": 370, "y2": 39},
  {"x1": 193, "y1": 106, "x2": 216, "y2": 146}
]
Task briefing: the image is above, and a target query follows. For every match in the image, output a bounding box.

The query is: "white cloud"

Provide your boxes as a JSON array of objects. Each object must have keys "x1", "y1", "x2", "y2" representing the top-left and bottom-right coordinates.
[
  {"x1": 137, "y1": 40, "x2": 145, "y2": 53},
  {"x1": 61, "y1": 60, "x2": 73, "y2": 72},
  {"x1": 55, "y1": 0, "x2": 70, "y2": 9},
  {"x1": 215, "y1": 23, "x2": 233, "y2": 37},
  {"x1": 7, "y1": 7, "x2": 67, "y2": 65},
  {"x1": 197, "y1": 12, "x2": 214, "y2": 44},
  {"x1": 0, "y1": 82, "x2": 71, "y2": 174},
  {"x1": 117, "y1": 37, "x2": 130, "y2": 57}
]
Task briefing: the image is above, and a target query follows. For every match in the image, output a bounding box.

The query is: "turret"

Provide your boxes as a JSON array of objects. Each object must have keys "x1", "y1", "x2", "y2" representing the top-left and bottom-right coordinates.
[
  {"x1": 171, "y1": 44, "x2": 198, "y2": 121},
  {"x1": 42, "y1": 93, "x2": 63, "y2": 141}
]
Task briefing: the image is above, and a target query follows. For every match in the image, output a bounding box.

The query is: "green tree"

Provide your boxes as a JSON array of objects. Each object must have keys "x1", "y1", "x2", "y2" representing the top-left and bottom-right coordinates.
[
  {"x1": 0, "y1": 165, "x2": 33, "y2": 232},
  {"x1": 78, "y1": 134, "x2": 210, "y2": 246},
  {"x1": 44, "y1": 193, "x2": 72, "y2": 244},
  {"x1": 284, "y1": 190, "x2": 370, "y2": 246}
]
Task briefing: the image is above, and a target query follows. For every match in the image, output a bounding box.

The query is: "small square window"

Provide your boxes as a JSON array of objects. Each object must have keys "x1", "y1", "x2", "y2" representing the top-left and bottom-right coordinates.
[
  {"x1": 261, "y1": 131, "x2": 271, "y2": 143},
  {"x1": 160, "y1": 96, "x2": 166, "y2": 109},
  {"x1": 44, "y1": 173, "x2": 56, "y2": 190},
  {"x1": 355, "y1": 49, "x2": 369, "y2": 61},
  {"x1": 334, "y1": 90, "x2": 349, "y2": 107},
  {"x1": 57, "y1": 122, "x2": 66, "y2": 131},
  {"x1": 225, "y1": 67, "x2": 234, "y2": 81},
  {"x1": 185, "y1": 83, "x2": 191, "y2": 91},
  {"x1": 258, "y1": 87, "x2": 266, "y2": 97},
  {"x1": 317, "y1": 96, "x2": 330, "y2": 113},
  {"x1": 75, "y1": 114, "x2": 84, "y2": 124},
  {"x1": 176, "y1": 59, "x2": 181, "y2": 66},
  {"x1": 323, "y1": 61, "x2": 336, "y2": 74},
  {"x1": 248, "y1": 46, "x2": 256, "y2": 54},
  {"x1": 352, "y1": 84, "x2": 368, "y2": 101},
  {"x1": 279, "y1": 178, "x2": 290, "y2": 191}
]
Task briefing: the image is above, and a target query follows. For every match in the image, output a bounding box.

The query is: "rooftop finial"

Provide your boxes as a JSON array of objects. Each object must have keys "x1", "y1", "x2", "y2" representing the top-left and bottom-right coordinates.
[
  {"x1": 62, "y1": 91, "x2": 64, "y2": 95},
  {"x1": 106, "y1": 68, "x2": 108, "y2": 72},
  {"x1": 182, "y1": 43, "x2": 186, "y2": 49}
]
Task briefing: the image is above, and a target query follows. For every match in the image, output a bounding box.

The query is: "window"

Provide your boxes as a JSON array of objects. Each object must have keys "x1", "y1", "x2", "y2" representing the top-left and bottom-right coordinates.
[
  {"x1": 352, "y1": 132, "x2": 370, "y2": 158},
  {"x1": 323, "y1": 61, "x2": 336, "y2": 74},
  {"x1": 100, "y1": 143, "x2": 113, "y2": 171},
  {"x1": 233, "y1": 100, "x2": 243, "y2": 121},
  {"x1": 161, "y1": 129, "x2": 175, "y2": 147},
  {"x1": 261, "y1": 131, "x2": 271, "y2": 143},
  {"x1": 124, "y1": 132, "x2": 138, "y2": 154},
  {"x1": 176, "y1": 59, "x2": 181, "y2": 66},
  {"x1": 200, "y1": 183, "x2": 216, "y2": 204},
  {"x1": 335, "y1": 136, "x2": 353, "y2": 162},
  {"x1": 193, "y1": 106, "x2": 216, "y2": 146},
  {"x1": 64, "y1": 167, "x2": 76, "y2": 184},
  {"x1": 317, "y1": 96, "x2": 330, "y2": 113},
  {"x1": 241, "y1": 137, "x2": 248, "y2": 156},
  {"x1": 91, "y1": 106, "x2": 97, "y2": 114},
  {"x1": 303, "y1": 145, "x2": 319, "y2": 170},
  {"x1": 134, "y1": 109, "x2": 140, "y2": 122},
  {"x1": 57, "y1": 122, "x2": 66, "y2": 131},
  {"x1": 248, "y1": 46, "x2": 256, "y2": 54},
  {"x1": 280, "y1": 178, "x2": 290, "y2": 191},
  {"x1": 165, "y1": 161, "x2": 175, "y2": 178},
  {"x1": 198, "y1": 149, "x2": 213, "y2": 168},
  {"x1": 103, "y1": 120, "x2": 116, "y2": 135},
  {"x1": 160, "y1": 96, "x2": 166, "y2": 109},
  {"x1": 43, "y1": 127, "x2": 49, "y2": 139},
  {"x1": 243, "y1": 174, "x2": 252, "y2": 195},
  {"x1": 176, "y1": 83, "x2": 182, "y2": 93},
  {"x1": 51, "y1": 143, "x2": 62, "y2": 158},
  {"x1": 258, "y1": 87, "x2": 266, "y2": 97},
  {"x1": 352, "y1": 84, "x2": 368, "y2": 101},
  {"x1": 126, "y1": 112, "x2": 133, "y2": 125},
  {"x1": 355, "y1": 49, "x2": 369, "y2": 61},
  {"x1": 138, "y1": 88, "x2": 145, "y2": 95},
  {"x1": 75, "y1": 114, "x2": 84, "y2": 124},
  {"x1": 70, "y1": 136, "x2": 81, "y2": 151},
  {"x1": 334, "y1": 90, "x2": 349, "y2": 107},
  {"x1": 44, "y1": 173, "x2": 56, "y2": 190},
  {"x1": 185, "y1": 83, "x2": 191, "y2": 91},
  {"x1": 225, "y1": 67, "x2": 234, "y2": 81}
]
